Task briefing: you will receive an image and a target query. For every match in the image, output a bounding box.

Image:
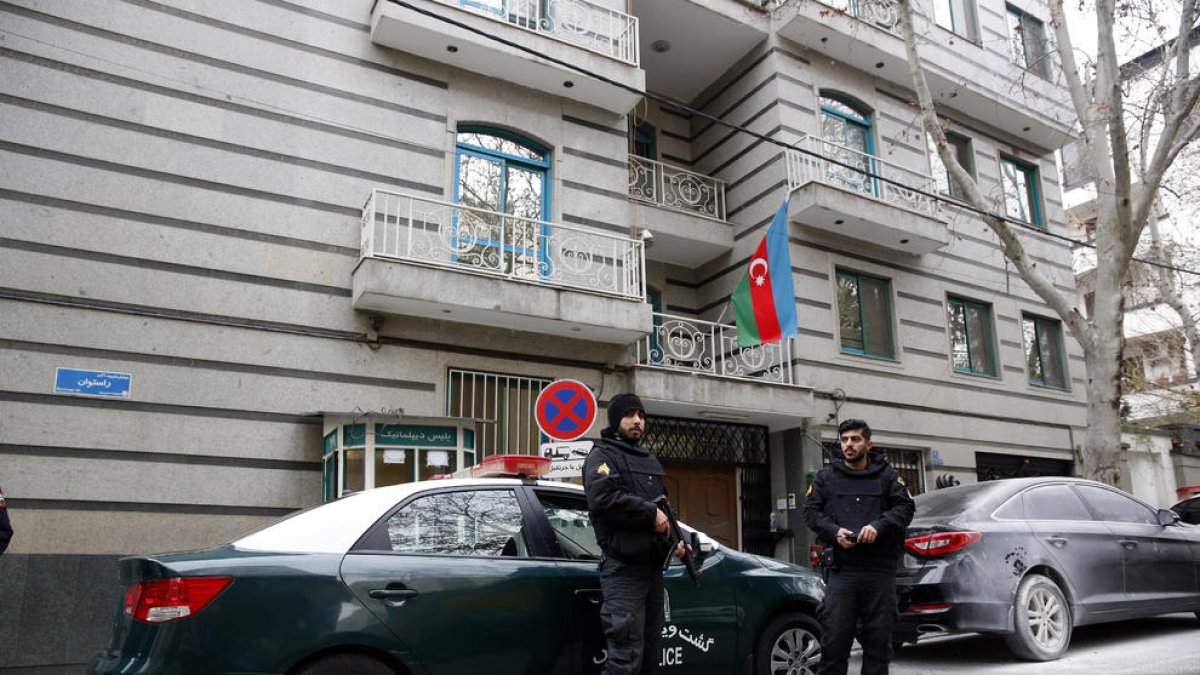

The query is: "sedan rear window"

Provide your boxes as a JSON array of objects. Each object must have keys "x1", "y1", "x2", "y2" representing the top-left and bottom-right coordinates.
[{"x1": 914, "y1": 484, "x2": 996, "y2": 518}]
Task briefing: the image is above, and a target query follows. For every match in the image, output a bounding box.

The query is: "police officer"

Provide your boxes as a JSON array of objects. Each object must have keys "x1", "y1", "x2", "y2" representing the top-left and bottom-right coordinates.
[
  {"x1": 0, "y1": 485, "x2": 12, "y2": 556},
  {"x1": 584, "y1": 393, "x2": 674, "y2": 675},
  {"x1": 804, "y1": 419, "x2": 915, "y2": 675}
]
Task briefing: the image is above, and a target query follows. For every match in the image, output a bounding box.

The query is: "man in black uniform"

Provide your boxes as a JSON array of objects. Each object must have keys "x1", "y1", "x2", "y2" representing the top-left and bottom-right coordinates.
[
  {"x1": 0, "y1": 485, "x2": 12, "y2": 556},
  {"x1": 584, "y1": 393, "x2": 674, "y2": 675},
  {"x1": 804, "y1": 419, "x2": 914, "y2": 675}
]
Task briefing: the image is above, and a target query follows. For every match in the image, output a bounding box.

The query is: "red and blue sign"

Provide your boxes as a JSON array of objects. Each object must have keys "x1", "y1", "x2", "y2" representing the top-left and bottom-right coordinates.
[{"x1": 535, "y1": 379, "x2": 597, "y2": 442}]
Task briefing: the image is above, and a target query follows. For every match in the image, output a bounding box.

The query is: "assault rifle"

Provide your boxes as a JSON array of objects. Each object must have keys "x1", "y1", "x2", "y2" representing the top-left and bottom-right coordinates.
[{"x1": 654, "y1": 496, "x2": 701, "y2": 587}]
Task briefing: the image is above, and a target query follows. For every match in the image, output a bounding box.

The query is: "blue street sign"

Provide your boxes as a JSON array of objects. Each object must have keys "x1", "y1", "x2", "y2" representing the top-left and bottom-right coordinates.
[{"x1": 54, "y1": 368, "x2": 132, "y2": 398}]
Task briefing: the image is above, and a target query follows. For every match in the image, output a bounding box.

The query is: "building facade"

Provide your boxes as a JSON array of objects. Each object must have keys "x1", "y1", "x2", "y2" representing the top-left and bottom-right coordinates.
[{"x1": 0, "y1": 0, "x2": 1085, "y2": 670}]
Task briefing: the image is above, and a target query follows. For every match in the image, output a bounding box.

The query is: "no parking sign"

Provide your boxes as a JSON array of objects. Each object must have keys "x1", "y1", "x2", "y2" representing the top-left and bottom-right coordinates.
[{"x1": 534, "y1": 379, "x2": 597, "y2": 442}]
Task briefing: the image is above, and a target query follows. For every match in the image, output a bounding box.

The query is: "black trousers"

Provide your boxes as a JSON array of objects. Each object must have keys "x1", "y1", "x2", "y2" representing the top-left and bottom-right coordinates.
[
  {"x1": 818, "y1": 567, "x2": 897, "y2": 675},
  {"x1": 597, "y1": 557, "x2": 665, "y2": 675}
]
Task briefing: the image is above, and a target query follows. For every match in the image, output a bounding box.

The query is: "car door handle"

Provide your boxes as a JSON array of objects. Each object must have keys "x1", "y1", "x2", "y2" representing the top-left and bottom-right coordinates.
[
  {"x1": 1045, "y1": 536, "x2": 1067, "y2": 548},
  {"x1": 1118, "y1": 539, "x2": 1138, "y2": 550},
  {"x1": 369, "y1": 588, "x2": 419, "y2": 607},
  {"x1": 575, "y1": 589, "x2": 603, "y2": 606}
]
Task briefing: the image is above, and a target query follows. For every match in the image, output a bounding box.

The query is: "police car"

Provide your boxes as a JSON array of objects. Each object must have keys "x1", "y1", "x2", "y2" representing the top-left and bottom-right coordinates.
[{"x1": 88, "y1": 455, "x2": 824, "y2": 675}]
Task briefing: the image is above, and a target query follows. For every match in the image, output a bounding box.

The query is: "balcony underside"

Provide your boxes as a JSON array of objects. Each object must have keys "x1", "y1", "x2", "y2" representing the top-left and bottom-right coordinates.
[
  {"x1": 631, "y1": 368, "x2": 814, "y2": 432},
  {"x1": 632, "y1": 201, "x2": 732, "y2": 267},
  {"x1": 371, "y1": 0, "x2": 644, "y2": 115},
  {"x1": 788, "y1": 182, "x2": 949, "y2": 254},
  {"x1": 353, "y1": 258, "x2": 653, "y2": 343},
  {"x1": 777, "y1": 8, "x2": 1071, "y2": 149}
]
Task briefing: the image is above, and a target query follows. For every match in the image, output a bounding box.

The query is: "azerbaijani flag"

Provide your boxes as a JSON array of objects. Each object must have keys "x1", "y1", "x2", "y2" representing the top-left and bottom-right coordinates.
[{"x1": 732, "y1": 197, "x2": 797, "y2": 347}]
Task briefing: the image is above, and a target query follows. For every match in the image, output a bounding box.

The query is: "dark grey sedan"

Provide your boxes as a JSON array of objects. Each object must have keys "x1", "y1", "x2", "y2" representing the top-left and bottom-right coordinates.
[{"x1": 893, "y1": 477, "x2": 1200, "y2": 661}]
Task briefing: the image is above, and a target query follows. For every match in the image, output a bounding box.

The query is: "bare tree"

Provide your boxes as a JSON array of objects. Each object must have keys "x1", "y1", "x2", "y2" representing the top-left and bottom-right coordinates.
[{"x1": 898, "y1": 0, "x2": 1200, "y2": 485}]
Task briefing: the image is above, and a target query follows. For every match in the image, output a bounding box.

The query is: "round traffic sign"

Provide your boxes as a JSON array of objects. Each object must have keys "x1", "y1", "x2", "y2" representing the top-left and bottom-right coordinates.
[{"x1": 535, "y1": 379, "x2": 597, "y2": 442}]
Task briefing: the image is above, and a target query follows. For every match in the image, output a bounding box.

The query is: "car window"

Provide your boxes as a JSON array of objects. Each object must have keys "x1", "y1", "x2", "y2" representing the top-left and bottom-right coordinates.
[
  {"x1": 534, "y1": 491, "x2": 601, "y2": 560},
  {"x1": 382, "y1": 489, "x2": 529, "y2": 556},
  {"x1": 1022, "y1": 484, "x2": 1093, "y2": 521},
  {"x1": 1075, "y1": 485, "x2": 1157, "y2": 525}
]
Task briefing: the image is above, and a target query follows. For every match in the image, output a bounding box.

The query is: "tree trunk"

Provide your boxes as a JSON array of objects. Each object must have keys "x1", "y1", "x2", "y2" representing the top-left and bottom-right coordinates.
[{"x1": 1081, "y1": 334, "x2": 1123, "y2": 484}]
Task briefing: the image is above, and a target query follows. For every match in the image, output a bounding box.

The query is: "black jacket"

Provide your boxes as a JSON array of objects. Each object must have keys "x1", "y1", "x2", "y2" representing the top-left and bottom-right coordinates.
[
  {"x1": 0, "y1": 494, "x2": 11, "y2": 556},
  {"x1": 804, "y1": 453, "x2": 915, "y2": 571},
  {"x1": 583, "y1": 430, "x2": 672, "y2": 566}
]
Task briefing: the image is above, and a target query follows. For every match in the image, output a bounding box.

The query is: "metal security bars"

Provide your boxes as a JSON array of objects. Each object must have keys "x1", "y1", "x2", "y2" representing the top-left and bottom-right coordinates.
[
  {"x1": 628, "y1": 156, "x2": 727, "y2": 220},
  {"x1": 819, "y1": 0, "x2": 900, "y2": 29},
  {"x1": 646, "y1": 416, "x2": 769, "y2": 465},
  {"x1": 447, "y1": 369, "x2": 554, "y2": 457},
  {"x1": 362, "y1": 189, "x2": 646, "y2": 301},
  {"x1": 636, "y1": 312, "x2": 797, "y2": 386},
  {"x1": 432, "y1": 0, "x2": 640, "y2": 65},
  {"x1": 784, "y1": 138, "x2": 939, "y2": 217}
]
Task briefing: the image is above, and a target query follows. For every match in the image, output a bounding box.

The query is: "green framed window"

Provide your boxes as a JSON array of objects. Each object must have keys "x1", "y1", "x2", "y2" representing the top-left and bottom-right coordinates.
[
  {"x1": 1000, "y1": 155, "x2": 1043, "y2": 227},
  {"x1": 1006, "y1": 5, "x2": 1049, "y2": 77},
  {"x1": 837, "y1": 269, "x2": 894, "y2": 359},
  {"x1": 928, "y1": 132, "x2": 974, "y2": 198},
  {"x1": 820, "y1": 92, "x2": 876, "y2": 196},
  {"x1": 1022, "y1": 313, "x2": 1067, "y2": 388},
  {"x1": 947, "y1": 296, "x2": 997, "y2": 376}
]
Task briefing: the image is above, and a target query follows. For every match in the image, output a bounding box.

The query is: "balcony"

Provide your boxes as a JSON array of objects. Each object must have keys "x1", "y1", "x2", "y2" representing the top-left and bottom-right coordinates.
[
  {"x1": 784, "y1": 137, "x2": 949, "y2": 254},
  {"x1": 630, "y1": 312, "x2": 814, "y2": 430},
  {"x1": 628, "y1": 155, "x2": 732, "y2": 267},
  {"x1": 370, "y1": 0, "x2": 644, "y2": 114},
  {"x1": 775, "y1": 0, "x2": 1072, "y2": 148},
  {"x1": 353, "y1": 189, "x2": 652, "y2": 343}
]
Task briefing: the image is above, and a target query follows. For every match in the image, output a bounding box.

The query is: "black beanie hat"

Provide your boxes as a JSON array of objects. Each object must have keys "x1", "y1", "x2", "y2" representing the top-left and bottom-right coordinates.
[{"x1": 607, "y1": 393, "x2": 645, "y2": 430}]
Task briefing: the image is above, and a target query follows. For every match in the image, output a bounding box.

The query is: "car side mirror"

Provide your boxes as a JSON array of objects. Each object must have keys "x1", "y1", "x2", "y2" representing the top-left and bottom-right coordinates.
[{"x1": 1157, "y1": 508, "x2": 1180, "y2": 526}]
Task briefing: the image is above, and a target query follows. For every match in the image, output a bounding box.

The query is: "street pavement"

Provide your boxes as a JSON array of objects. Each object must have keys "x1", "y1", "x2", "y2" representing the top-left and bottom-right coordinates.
[{"x1": 848, "y1": 612, "x2": 1199, "y2": 674}]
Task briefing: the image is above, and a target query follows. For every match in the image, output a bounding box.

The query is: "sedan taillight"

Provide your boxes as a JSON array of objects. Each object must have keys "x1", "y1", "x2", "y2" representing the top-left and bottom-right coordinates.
[
  {"x1": 124, "y1": 577, "x2": 232, "y2": 623},
  {"x1": 904, "y1": 531, "x2": 981, "y2": 557}
]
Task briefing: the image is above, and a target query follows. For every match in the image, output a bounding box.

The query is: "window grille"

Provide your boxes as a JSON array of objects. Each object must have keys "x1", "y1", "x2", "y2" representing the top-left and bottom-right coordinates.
[{"x1": 447, "y1": 368, "x2": 553, "y2": 458}]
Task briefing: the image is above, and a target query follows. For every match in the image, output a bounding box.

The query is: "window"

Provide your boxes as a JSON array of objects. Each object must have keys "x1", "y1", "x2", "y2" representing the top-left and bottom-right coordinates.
[
  {"x1": 1022, "y1": 313, "x2": 1067, "y2": 388},
  {"x1": 534, "y1": 490, "x2": 601, "y2": 560},
  {"x1": 1006, "y1": 5, "x2": 1049, "y2": 77},
  {"x1": 837, "y1": 269, "x2": 894, "y2": 359},
  {"x1": 1075, "y1": 485, "x2": 1157, "y2": 525},
  {"x1": 820, "y1": 93, "x2": 875, "y2": 196},
  {"x1": 928, "y1": 132, "x2": 973, "y2": 198},
  {"x1": 383, "y1": 489, "x2": 528, "y2": 556},
  {"x1": 455, "y1": 127, "x2": 551, "y2": 277},
  {"x1": 1000, "y1": 155, "x2": 1042, "y2": 227},
  {"x1": 1021, "y1": 484, "x2": 1092, "y2": 521},
  {"x1": 447, "y1": 368, "x2": 553, "y2": 457},
  {"x1": 632, "y1": 119, "x2": 656, "y2": 160},
  {"x1": 947, "y1": 296, "x2": 997, "y2": 376},
  {"x1": 932, "y1": 0, "x2": 979, "y2": 41}
]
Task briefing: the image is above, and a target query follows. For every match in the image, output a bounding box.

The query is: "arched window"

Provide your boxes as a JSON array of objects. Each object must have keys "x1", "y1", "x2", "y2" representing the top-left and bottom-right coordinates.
[
  {"x1": 454, "y1": 127, "x2": 551, "y2": 276},
  {"x1": 819, "y1": 93, "x2": 876, "y2": 196}
]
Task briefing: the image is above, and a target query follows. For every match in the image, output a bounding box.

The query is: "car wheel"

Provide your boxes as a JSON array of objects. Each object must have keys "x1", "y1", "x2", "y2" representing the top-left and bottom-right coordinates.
[
  {"x1": 755, "y1": 612, "x2": 821, "y2": 675},
  {"x1": 1003, "y1": 573, "x2": 1072, "y2": 661},
  {"x1": 293, "y1": 654, "x2": 396, "y2": 675}
]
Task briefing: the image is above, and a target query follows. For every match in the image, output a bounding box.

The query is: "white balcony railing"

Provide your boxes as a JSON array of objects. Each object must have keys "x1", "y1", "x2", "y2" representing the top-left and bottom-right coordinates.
[
  {"x1": 636, "y1": 312, "x2": 797, "y2": 385},
  {"x1": 818, "y1": 0, "x2": 900, "y2": 30},
  {"x1": 362, "y1": 189, "x2": 645, "y2": 300},
  {"x1": 784, "y1": 136, "x2": 938, "y2": 216},
  {"x1": 629, "y1": 156, "x2": 727, "y2": 221},
  {"x1": 433, "y1": 0, "x2": 640, "y2": 65}
]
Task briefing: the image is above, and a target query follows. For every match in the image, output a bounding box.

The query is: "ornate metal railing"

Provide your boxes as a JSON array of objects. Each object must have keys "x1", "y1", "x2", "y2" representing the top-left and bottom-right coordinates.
[
  {"x1": 432, "y1": 0, "x2": 640, "y2": 65},
  {"x1": 636, "y1": 312, "x2": 796, "y2": 385},
  {"x1": 628, "y1": 156, "x2": 726, "y2": 220},
  {"x1": 817, "y1": 0, "x2": 900, "y2": 30},
  {"x1": 784, "y1": 136, "x2": 938, "y2": 216},
  {"x1": 362, "y1": 189, "x2": 645, "y2": 300}
]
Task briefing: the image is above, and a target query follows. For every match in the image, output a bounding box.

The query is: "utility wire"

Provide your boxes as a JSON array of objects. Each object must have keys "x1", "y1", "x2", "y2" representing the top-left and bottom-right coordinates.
[{"x1": 384, "y1": 0, "x2": 1200, "y2": 278}]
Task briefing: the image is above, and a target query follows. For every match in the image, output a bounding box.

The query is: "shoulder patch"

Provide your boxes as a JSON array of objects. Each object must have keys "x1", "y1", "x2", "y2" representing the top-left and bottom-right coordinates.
[
  {"x1": 805, "y1": 484, "x2": 812, "y2": 497},
  {"x1": 596, "y1": 462, "x2": 611, "y2": 476},
  {"x1": 897, "y1": 475, "x2": 907, "y2": 487}
]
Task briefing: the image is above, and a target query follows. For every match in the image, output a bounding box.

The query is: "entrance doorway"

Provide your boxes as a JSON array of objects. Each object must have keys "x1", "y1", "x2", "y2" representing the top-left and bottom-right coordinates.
[{"x1": 662, "y1": 463, "x2": 738, "y2": 549}]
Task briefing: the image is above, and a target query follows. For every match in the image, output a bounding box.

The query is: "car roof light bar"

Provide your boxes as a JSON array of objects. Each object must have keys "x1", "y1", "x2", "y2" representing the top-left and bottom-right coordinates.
[{"x1": 432, "y1": 454, "x2": 551, "y2": 480}]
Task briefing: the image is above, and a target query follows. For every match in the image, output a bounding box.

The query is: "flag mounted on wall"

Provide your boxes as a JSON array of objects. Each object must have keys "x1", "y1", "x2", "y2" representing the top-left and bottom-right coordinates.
[{"x1": 732, "y1": 197, "x2": 797, "y2": 347}]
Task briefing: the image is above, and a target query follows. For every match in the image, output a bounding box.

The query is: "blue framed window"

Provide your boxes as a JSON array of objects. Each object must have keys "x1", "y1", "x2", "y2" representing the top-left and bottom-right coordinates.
[
  {"x1": 947, "y1": 296, "x2": 997, "y2": 376},
  {"x1": 455, "y1": 127, "x2": 551, "y2": 277},
  {"x1": 837, "y1": 269, "x2": 894, "y2": 359},
  {"x1": 820, "y1": 93, "x2": 876, "y2": 197},
  {"x1": 1023, "y1": 313, "x2": 1067, "y2": 388},
  {"x1": 1000, "y1": 155, "x2": 1043, "y2": 227}
]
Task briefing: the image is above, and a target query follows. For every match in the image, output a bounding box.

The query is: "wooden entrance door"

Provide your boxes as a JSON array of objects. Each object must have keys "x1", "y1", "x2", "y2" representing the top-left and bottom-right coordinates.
[{"x1": 662, "y1": 463, "x2": 738, "y2": 549}]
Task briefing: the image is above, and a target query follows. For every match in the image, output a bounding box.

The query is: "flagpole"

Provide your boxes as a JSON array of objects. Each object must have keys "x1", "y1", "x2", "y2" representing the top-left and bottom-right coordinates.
[{"x1": 714, "y1": 301, "x2": 729, "y2": 326}]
